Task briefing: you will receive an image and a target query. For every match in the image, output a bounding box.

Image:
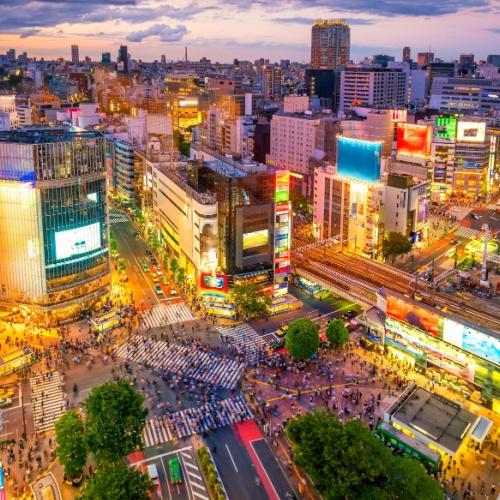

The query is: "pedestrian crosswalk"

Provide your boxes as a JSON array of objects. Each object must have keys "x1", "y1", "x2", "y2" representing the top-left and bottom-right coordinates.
[
  {"x1": 30, "y1": 371, "x2": 66, "y2": 433},
  {"x1": 178, "y1": 448, "x2": 210, "y2": 500},
  {"x1": 216, "y1": 323, "x2": 267, "y2": 351},
  {"x1": 142, "y1": 395, "x2": 253, "y2": 447},
  {"x1": 109, "y1": 212, "x2": 129, "y2": 224},
  {"x1": 114, "y1": 336, "x2": 245, "y2": 389},
  {"x1": 141, "y1": 303, "x2": 195, "y2": 329},
  {"x1": 485, "y1": 202, "x2": 498, "y2": 209},
  {"x1": 455, "y1": 226, "x2": 482, "y2": 239}
]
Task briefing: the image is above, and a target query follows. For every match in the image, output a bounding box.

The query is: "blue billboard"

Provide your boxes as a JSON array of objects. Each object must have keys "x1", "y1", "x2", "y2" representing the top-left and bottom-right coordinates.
[{"x1": 337, "y1": 136, "x2": 382, "y2": 183}]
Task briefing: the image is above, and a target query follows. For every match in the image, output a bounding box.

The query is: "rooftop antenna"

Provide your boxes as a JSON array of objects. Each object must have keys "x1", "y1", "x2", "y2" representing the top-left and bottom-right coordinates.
[{"x1": 185, "y1": 46, "x2": 188, "y2": 63}]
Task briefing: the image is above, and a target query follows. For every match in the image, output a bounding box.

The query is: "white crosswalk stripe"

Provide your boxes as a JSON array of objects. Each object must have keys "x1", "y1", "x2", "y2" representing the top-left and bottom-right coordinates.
[
  {"x1": 115, "y1": 335, "x2": 244, "y2": 389},
  {"x1": 485, "y1": 202, "x2": 498, "y2": 209},
  {"x1": 216, "y1": 324, "x2": 267, "y2": 351},
  {"x1": 109, "y1": 212, "x2": 129, "y2": 224},
  {"x1": 455, "y1": 226, "x2": 482, "y2": 239},
  {"x1": 141, "y1": 303, "x2": 195, "y2": 329},
  {"x1": 142, "y1": 395, "x2": 253, "y2": 447},
  {"x1": 30, "y1": 372, "x2": 66, "y2": 433},
  {"x1": 179, "y1": 448, "x2": 209, "y2": 499}
]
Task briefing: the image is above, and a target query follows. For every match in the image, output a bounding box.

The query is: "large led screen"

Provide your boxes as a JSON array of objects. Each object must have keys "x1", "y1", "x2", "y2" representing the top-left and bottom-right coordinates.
[
  {"x1": 337, "y1": 136, "x2": 382, "y2": 183},
  {"x1": 443, "y1": 319, "x2": 500, "y2": 365},
  {"x1": 200, "y1": 272, "x2": 229, "y2": 293},
  {"x1": 275, "y1": 171, "x2": 290, "y2": 203},
  {"x1": 396, "y1": 123, "x2": 432, "y2": 158},
  {"x1": 243, "y1": 229, "x2": 269, "y2": 250},
  {"x1": 386, "y1": 294, "x2": 443, "y2": 338},
  {"x1": 55, "y1": 222, "x2": 101, "y2": 260},
  {"x1": 456, "y1": 121, "x2": 486, "y2": 143},
  {"x1": 434, "y1": 116, "x2": 457, "y2": 139}
]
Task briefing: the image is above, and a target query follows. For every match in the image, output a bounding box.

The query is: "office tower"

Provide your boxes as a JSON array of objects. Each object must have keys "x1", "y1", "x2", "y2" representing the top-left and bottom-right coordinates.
[
  {"x1": 459, "y1": 54, "x2": 474, "y2": 66},
  {"x1": 6, "y1": 49, "x2": 15, "y2": 62},
  {"x1": 486, "y1": 54, "x2": 500, "y2": 66},
  {"x1": 305, "y1": 68, "x2": 341, "y2": 111},
  {"x1": 161, "y1": 54, "x2": 166, "y2": 65},
  {"x1": 339, "y1": 67, "x2": 408, "y2": 111},
  {"x1": 417, "y1": 52, "x2": 434, "y2": 67},
  {"x1": 71, "y1": 44, "x2": 79, "y2": 65},
  {"x1": 118, "y1": 45, "x2": 129, "y2": 73},
  {"x1": 101, "y1": 52, "x2": 111, "y2": 64},
  {"x1": 262, "y1": 65, "x2": 282, "y2": 101},
  {"x1": 372, "y1": 54, "x2": 395, "y2": 68},
  {"x1": 403, "y1": 46, "x2": 411, "y2": 63},
  {"x1": 311, "y1": 19, "x2": 350, "y2": 70},
  {"x1": 0, "y1": 126, "x2": 110, "y2": 322}
]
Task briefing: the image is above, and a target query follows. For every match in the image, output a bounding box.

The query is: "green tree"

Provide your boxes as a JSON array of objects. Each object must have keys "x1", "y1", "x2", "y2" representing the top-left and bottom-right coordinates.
[
  {"x1": 79, "y1": 460, "x2": 152, "y2": 500},
  {"x1": 232, "y1": 284, "x2": 271, "y2": 319},
  {"x1": 326, "y1": 319, "x2": 349, "y2": 350},
  {"x1": 285, "y1": 319, "x2": 319, "y2": 360},
  {"x1": 382, "y1": 232, "x2": 412, "y2": 262},
  {"x1": 286, "y1": 412, "x2": 442, "y2": 500},
  {"x1": 55, "y1": 411, "x2": 87, "y2": 479},
  {"x1": 170, "y1": 258, "x2": 179, "y2": 276},
  {"x1": 176, "y1": 267, "x2": 186, "y2": 288},
  {"x1": 84, "y1": 380, "x2": 148, "y2": 463}
]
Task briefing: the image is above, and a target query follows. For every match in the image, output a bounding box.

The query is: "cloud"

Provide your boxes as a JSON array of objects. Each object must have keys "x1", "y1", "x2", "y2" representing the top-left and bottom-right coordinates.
[
  {"x1": 127, "y1": 23, "x2": 187, "y2": 42},
  {"x1": 19, "y1": 28, "x2": 41, "y2": 38},
  {"x1": 224, "y1": 0, "x2": 492, "y2": 17},
  {"x1": 272, "y1": 16, "x2": 375, "y2": 25}
]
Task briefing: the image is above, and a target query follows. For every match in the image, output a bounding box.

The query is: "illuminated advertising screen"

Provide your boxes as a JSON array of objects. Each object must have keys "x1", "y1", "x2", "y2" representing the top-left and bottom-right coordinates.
[
  {"x1": 337, "y1": 136, "x2": 382, "y2": 183},
  {"x1": 200, "y1": 272, "x2": 229, "y2": 293},
  {"x1": 386, "y1": 294, "x2": 443, "y2": 338},
  {"x1": 434, "y1": 116, "x2": 457, "y2": 139},
  {"x1": 55, "y1": 222, "x2": 101, "y2": 260},
  {"x1": 396, "y1": 123, "x2": 432, "y2": 158},
  {"x1": 456, "y1": 121, "x2": 486, "y2": 143},
  {"x1": 443, "y1": 319, "x2": 500, "y2": 365},
  {"x1": 275, "y1": 171, "x2": 290, "y2": 203},
  {"x1": 243, "y1": 229, "x2": 269, "y2": 250}
]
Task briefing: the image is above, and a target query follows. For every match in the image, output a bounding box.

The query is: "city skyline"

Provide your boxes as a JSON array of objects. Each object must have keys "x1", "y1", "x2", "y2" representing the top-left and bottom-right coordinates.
[{"x1": 0, "y1": 0, "x2": 499, "y2": 63}]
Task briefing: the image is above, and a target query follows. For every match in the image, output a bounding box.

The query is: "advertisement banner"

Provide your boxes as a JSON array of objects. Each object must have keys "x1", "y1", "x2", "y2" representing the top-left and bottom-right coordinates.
[
  {"x1": 337, "y1": 136, "x2": 382, "y2": 183},
  {"x1": 456, "y1": 121, "x2": 486, "y2": 143},
  {"x1": 199, "y1": 272, "x2": 229, "y2": 293},
  {"x1": 396, "y1": 123, "x2": 432, "y2": 158}
]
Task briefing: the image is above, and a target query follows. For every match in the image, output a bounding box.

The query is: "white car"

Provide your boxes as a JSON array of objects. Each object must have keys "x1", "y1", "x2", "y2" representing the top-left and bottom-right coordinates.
[
  {"x1": 0, "y1": 397, "x2": 12, "y2": 408},
  {"x1": 156, "y1": 267, "x2": 163, "y2": 276}
]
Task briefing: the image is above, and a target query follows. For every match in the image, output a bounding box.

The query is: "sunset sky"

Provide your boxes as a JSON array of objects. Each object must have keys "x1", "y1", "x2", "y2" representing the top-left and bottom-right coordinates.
[{"x1": 0, "y1": 0, "x2": 499, "y2": 63}]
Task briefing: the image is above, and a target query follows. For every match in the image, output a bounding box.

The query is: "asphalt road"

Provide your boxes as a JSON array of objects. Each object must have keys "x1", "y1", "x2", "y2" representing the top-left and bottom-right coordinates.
[{"x1": 110, "y1": 211, "x2": 159, "y2": 308}]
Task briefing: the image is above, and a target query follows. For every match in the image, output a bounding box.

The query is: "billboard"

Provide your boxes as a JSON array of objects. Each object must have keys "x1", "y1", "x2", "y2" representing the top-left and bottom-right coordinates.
[
  {"x1": 443, "y1": 318, "x2": 500, "y2": 365},
  {"x1": 200, "y1": 272, "x2": 229, "y2": 293},
  {"x1": 386, "y1": 294, "x2": 443, "y2": 337},
  {"x1": 456, "y1": 121, "x2": 486, "y2": 143},
  {"x1": 337, "y1": 136, "x2": 382, "y2": 183},
  {"x1": 55, "y1": 222, "x2": 101, "y2": 260},
  {"x1": 275, "y1": 171, "x2": 290, "y2": 203},
  {"x1": 434, "y1": 116, "x2": 457, "y2": 139},
  {"x1": 396, "y1": 123, "x2": 432, "y2": 158},
  {"x1": 243, "y1": 229, "x2": 269, "y2": 250}
]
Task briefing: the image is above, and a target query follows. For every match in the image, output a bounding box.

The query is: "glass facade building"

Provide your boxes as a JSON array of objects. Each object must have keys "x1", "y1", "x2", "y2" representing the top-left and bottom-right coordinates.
[{"x1": 0, "y1": 127, "x2": 110, "y2": 322}]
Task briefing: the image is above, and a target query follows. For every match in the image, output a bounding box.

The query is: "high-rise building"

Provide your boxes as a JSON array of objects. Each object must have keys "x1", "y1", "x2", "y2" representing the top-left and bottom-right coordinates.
[
  {"x1": 101, "y1": 52, "x2": 111, "y2": 65},
  {"x1": 118, "y1": 45, "x2": 129, "y2": 74},
  {"x1": 0, "y1": 126, "x2": 110, "y2": 322},
  {"x1": 403, "y1": 47, "x2": 411, "y2": 63},
  {"x1": 339, "y1": 67, "x2": 408, "y2": 111},
  {"x1": 311, "y1": 19, "x2": 350, "y2": 70},
  {"x1": 262, "y1": 65, "x2": 282, "y2": 102},
  {"x1": 305, "y1": 68, "x2": 341, "y2": 111},
  {"x1": 6, "y1": 49, "x2": 15, "y2": 62},
  {"x1": 459, "y1": 54, "x2": 474, "y2": 66},
  {"x1": 71, "y1": 44, "x2": 79, "y2": 65},
  {"x1": 417, "y1": 52, "x2": 435, "y2": 67},
  {"x1": 486, "y1": 54, "x2": 500, "y2": 66}
]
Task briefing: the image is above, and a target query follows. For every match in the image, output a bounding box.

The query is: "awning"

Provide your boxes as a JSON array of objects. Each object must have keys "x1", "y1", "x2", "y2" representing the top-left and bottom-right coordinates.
[{"x1": 470, "y1": 416, "x2": 493, "y2": 446}]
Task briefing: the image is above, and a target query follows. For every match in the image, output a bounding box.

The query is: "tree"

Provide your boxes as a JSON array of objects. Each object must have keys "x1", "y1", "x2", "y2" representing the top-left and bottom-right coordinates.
[
  {"x1": 382, "y1": 232, "x2": 412, "y2": 262},
  {"x1": 170, "y1": 258, "x2": 179, "y2": 276},
  {"x1": 326, "y1": 319, "x2": 349, "y2": 350},
  {"x1": 84, "y1": 380, "x2": 148, "y2": 463},
  {"x1": 285, "y1": 319, "x2": 319, "y2": 360},
  {"x1": 176, "y1": 267, "x2": 186, "y2": 289},
  {"x1": 55, "y1": 411, "x2": 87, "y2": 479},
  {"x1": 79, "y1": 460, "x2": 152, "y2": 500},
  {"x1": 232, "y1": 284, "x2": 271, "y2": 319},
  {"x1": 286, "y1": 412, "x2": 442, "y2": 500}
]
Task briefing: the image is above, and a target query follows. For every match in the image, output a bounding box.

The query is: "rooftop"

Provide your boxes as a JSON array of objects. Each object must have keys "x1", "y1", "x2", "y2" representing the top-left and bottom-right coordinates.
[
  {"x1": 0, "y1": 126, "x2": 102, "y2": 144},
  {"x1": 387, "y1": 384, "x2": 477, "y2": 455}
]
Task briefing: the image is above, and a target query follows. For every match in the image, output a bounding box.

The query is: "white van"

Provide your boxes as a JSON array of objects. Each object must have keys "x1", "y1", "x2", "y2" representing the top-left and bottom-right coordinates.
[{"x1": 147, "y1": 463, "x2": 159, "y2": 483}]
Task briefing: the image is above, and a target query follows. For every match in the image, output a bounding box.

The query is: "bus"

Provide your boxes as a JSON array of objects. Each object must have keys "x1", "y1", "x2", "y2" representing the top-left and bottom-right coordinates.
[
  {"x1": 206, "y1": 302, "x2": 236, "y2": 319},
  {"x1": 168, "y1": 456, "x2": 182, "y2": 484},
  {"x1": 90, "y1": 309, "x2": 122, "y2": 338},
  {"x1": 377, "y1": 422, "x2": 441, "y2": 472}
]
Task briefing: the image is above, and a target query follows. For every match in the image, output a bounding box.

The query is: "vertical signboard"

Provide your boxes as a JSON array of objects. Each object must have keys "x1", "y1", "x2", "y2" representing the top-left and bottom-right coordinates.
[{"x1": 274, "y1": 170, "x2": 291, "y2": 296}]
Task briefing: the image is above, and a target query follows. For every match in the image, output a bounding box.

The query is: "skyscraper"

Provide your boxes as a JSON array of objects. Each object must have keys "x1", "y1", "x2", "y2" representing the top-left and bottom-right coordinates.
[
  {"x1": 403, "y1": 46, "x2": 411, "y2": 63},
  {"x1": 311, "y1": 19, "x2": 350, "y2": 70},
  {"x1": 262, "y1": 65, "x2": 282, "y2": 101},
  {"x1": 118, "y1": 45, "x2": 129, "y2": 74},
  {"x1": 71, "y1": 44, "x2": 79, "y2": 65},
  {"x1": 417, "y1": 52, "x2": 434, "y2": 67},
  {"x1": 101, "y1": 52, "x2": 111, "y2": 64}
]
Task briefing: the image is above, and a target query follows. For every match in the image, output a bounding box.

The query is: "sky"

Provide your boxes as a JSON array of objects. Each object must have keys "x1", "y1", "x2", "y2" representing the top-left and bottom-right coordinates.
[{"x1": 0, "y1": 0, "x2": 499, "y2": 63}]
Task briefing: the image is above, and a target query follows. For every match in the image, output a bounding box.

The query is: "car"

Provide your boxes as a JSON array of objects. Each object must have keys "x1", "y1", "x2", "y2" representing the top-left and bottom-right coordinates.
[
  {"x1": 161, "y1": 276, "x2": 168, "y2": 285},
  {"x1": 470, "y1": 212, "x2": 481, "y2": 220},
  {"x1": 155, "y1": 267, "x2": 163, "y2": 276},
  {"x1": 0, "y1": 397, "x2": 12, "y2": 408},
  {"x1": 151, "y1": 275, "x2": 159, "y2": 284},
  {"x1": 170, "y1": 289, "x2": 178, "y2": 296},
  {"x1": 168, "y1": 457, "x2": 182, "y2": 484},
  {"x1": 145, "y1": 249, "x2": 153, "y2": 256},
  {"x1": 154, "y1": 284, "x2": 164, "y2": 296},
  {"x1": 150, "y1": 258, "x2": 158, "y2": 266},
  {"x1": 142, "y1": 262, "x2": 149, "y2": 272},
  {"x1": 147, "y1": 463, "x2": 159, "y2": 483}
]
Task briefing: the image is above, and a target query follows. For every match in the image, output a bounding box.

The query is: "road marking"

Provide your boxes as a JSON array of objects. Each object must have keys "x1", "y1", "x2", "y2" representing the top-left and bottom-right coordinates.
[
  {"x1": 131, "y1": 446, "x2": 193, "y2": 465},
  {"x1": 180, "y1": 451, "x2": 191, "y2": 460},
  {"x1": 190, "y1": 481, "x2": 206, "y2": 490},
  {"x1": 225, "y1": 444, "x2": 238, "y2": 473},
  {"x1": 192, "y1": 491, "x2": 209, "y2": 500},
  {"x1": 187, "y1": 470, "x2": 202, "y2": 481},
  {"x1": 184, "y1": 461, "x2": 198, "y2": 470},
  {"x1": 249, "y1": 439, "x2": 280, "y2": 500},
  {"x1": 158, "y1": 455, "x2": 168, "y2": 500}
]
